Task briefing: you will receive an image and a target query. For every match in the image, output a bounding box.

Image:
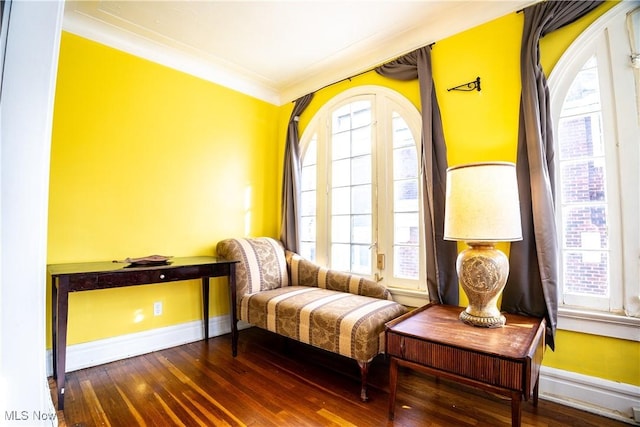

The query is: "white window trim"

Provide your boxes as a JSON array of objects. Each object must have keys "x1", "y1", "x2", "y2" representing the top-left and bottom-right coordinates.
[
  {"x1": 558, "y1": 307, "x2": 640, "y2": 341},
  {"x1": 548, "y1": 1, "x2": 640, "y2": 342},
  {"x1": 300, "y1": 85, "x2": 428, "y2": 296}
]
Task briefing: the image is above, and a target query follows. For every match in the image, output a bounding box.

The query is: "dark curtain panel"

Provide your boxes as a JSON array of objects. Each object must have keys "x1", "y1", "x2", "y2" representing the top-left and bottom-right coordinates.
[
  {"x1": 504, "y1": 0, "x2": 603, "y2": 350},
  {"x1": 376, "y1": 46, "x2": 459, "y2": 305},
  {"x1": 280, "y1": 93, "x2": 314, "y2": 252}
]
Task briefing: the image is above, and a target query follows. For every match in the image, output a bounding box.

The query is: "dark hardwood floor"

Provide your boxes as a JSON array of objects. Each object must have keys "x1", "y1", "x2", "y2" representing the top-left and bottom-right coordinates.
[{"x1": 51, "y1": 327, "x2": 629, "y2": 427}]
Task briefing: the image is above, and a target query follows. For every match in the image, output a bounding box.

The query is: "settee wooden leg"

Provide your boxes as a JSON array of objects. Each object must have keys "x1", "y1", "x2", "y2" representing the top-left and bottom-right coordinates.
[
  {"x1": 230, "y1": 321, "x2": 238, "y2": 357},
  {"x1": 357, "y1": 361, "x2": 370, "y2": 402}
]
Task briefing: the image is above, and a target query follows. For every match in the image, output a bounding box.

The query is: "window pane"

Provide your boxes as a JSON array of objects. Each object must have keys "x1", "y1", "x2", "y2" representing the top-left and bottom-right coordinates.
[
  {"x1": 562, "y1": 55, "x2": 600, "y2": 114},
  {"x1": 563, "y1": 251, "x2": 609, "y2": 297},
  {"x1": 351, "y1": 214, "x2": 371, "y2": 244},
  {"x1": 332, "y1": 102, "x2": 371, "y2": 135},
  {"x1": 351, "y1": 184, "x2": 371, "y2": 214},
  {"x1": 560, "y1": 159, "x2": 606, "y2": 203},
  {"x1": 394, "y1": 210, "x2": 419, "y2": 279},
  {"x1": 332, "y1": 158, "x2": 350, "y2": 187},
  {"x1": 558, "y1": 114, "x2": 604, "y2": 161},
  {"x1": 351, "y1": 244, "x2": 371, "y2": 274},
  {"x1": 300, "y1": 190, "x2": 316, "y2": 216},
  {"x1": 394, "y1": 245, "x2": 419, "y2": 280},
  {"x1": 351, "y1": 155, "x2": 371, "y2": 186},
  {"x1": 393, "y1": 113, "x2": 414, "y2": 148},
  {"x1": 300, "y1": 216, "x2": 316, "y2": 241},
  {"x1": 331, "y1": 243, "x2": 350, "y2": 271},
  {"x1": 394, "y1": 213, "x2": 419, "y2": 244},
  {"x1": 352, "y1": 126, "x2": 371, "y2": 156},
  {"x1": 332, "y1": 187, "x2": 350, "y2": 215},
  {"x1": 301, "y1": 135, "x2": 318, "y2": 262},
  {"x1": 394, "y1": 146, "x2": 418, "y2": 180},
  {"x1": 332, "y1": 131, "x2": 350, "y2": 160},
  {"x1": 332, "y1": 104, "x2": 352, "y2": 133},
  {"x1": 394, "y1": 180, "x2": 418, "y2": 212},
  {"x1": 331, "y1": 215, "x2": 350, "y2": 243},
  {"x1": 301, "y1": 164, "x2": 316, "y2": 191},
  {"x1": 562, "y1": 206, "x2": 608, "y2": 249},
  {"x1": 303, "y1": 136, "x2": 317, "y2": 166},
  {"x1": 351, "y1": 101, "x2": 371, "y2": 128},
  {"x1": 299, "y1": 242, "x2": 315, "y2": 262}
]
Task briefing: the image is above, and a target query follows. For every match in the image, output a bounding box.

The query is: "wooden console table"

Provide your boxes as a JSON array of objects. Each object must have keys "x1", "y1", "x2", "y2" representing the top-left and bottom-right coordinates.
[
  {"x1": 48, "y1": 256, "x2": 237, "y2": 410},
  {"x1": 386, "y1": 303, "x2": 545, "y2": 427}
]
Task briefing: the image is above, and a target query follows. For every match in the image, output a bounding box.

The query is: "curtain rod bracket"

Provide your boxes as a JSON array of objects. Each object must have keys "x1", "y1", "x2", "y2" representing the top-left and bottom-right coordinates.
[{"x1": 447, "y1": 76, "x2": 481, "y2": 92}]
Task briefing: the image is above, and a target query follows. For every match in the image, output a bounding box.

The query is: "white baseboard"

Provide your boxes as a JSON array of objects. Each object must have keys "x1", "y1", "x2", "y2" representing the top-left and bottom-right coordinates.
[
  {"x1": 539, "y1": 366, "x2": 640, "y2": 425},
  {"x1": 47, "y1": 318, "x2": 639, "y2": 425},
  {"x1": 46, "y1": 315, "x2": 251, "y2": 376}
]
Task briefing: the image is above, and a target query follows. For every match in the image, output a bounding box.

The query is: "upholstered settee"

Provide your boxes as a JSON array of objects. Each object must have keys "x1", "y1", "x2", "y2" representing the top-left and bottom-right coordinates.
[{"x1": 216, "y1": 237, "x2": 408, "y2": 401}]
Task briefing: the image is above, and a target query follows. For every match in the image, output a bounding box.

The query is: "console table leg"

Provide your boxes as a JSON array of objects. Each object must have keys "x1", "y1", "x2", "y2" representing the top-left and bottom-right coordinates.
[
  {"x1": 202, "y1": 278, "x2": 210, "y2": 339},
  {"x1": 55, "y1": 278, "x2": 69, "y2": 410},
  {"x1": 51, "y1": 279, "x2": 58, "y2": 379}
]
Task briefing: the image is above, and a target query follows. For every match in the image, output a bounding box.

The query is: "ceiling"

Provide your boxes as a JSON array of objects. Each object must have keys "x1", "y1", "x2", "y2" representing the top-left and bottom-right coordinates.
[{"x1": 63, "y1": 1, "x2": 535, "y2": 105}]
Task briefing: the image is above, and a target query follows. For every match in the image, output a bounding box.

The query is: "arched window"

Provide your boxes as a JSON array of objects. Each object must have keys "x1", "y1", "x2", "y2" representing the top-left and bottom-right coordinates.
[
  {"x1": 549, "y1": 3, "x2": 640, "y2": 340},
  {"x1": 299, "y1": 86, "x2": 425, "y2": 292}
]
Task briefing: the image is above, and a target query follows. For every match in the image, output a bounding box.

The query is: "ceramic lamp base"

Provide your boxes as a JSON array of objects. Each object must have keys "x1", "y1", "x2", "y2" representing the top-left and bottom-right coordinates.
[
  {"x1": 459, "y1": 309, "x2": 506, "y2": 328},
  {"x1": 457, "y1": 242, "x2": 509, "y2": 328}
]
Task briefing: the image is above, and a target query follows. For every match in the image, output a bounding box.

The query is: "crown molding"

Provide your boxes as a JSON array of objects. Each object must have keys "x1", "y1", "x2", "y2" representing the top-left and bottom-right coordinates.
[{"x1": 63, "y1": 9, "x2": 282, "y2": 105}]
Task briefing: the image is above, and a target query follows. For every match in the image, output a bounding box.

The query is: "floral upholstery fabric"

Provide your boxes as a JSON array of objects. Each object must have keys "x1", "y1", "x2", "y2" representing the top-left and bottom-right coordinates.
[
  {"x1": 241, "y1": 286, "x2": 406, "y2": 362},
  {"x1": 286, "y1": 251, "x2": 393, "y2": 300},
  {"x1": 216, "y1": 237, "x2": 288, "y2": 300},
  {"x1": 216, "y1": 237, "x2": 408, "y2": 362}
]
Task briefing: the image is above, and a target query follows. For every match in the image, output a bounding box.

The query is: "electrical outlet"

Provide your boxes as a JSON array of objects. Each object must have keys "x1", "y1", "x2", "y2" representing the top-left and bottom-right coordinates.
[{"x1": 153, "y1": 301, "x2": 162, "y2": 316}]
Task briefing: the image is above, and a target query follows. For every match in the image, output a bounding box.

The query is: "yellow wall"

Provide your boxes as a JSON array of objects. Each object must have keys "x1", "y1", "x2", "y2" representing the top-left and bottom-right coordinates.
[
  {"x1": 48, "y1": 32, "x2": 281, "y2": 345},
  {"x1": 49, "y1": 2, "x2": 637, "y2": 388},
  {"x1": 293, "y1": 2, "x2": 638, "y2": 387}
]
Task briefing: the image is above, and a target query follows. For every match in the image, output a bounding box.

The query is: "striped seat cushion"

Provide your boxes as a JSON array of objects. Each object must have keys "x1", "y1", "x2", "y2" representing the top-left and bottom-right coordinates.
[{"x1": 240, "y1": 286, "x2": 408, "y2": 362}]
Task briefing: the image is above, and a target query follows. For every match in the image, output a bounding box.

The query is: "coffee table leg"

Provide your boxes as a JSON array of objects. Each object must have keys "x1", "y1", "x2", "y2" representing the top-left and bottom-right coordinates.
[{"x1": 388, "y1": 357, "x2": 399, "y2": 420}]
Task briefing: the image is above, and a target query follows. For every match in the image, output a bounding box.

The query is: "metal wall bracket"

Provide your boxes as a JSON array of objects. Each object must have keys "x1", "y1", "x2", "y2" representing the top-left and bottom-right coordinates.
[{"x1": 447, "y1": 76, "x2": 481, "y2": 92}]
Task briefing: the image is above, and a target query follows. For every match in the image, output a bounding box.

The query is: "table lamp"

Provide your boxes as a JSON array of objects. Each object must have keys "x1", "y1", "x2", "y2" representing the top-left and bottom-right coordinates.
[{"x1": 444, "y1": 162, "x2": 522, "y2": 327}]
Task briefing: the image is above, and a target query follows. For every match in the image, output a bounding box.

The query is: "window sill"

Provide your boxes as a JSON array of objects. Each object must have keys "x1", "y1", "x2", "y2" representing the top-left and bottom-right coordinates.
[
  {"x1": 387, "y1": 287, "x2": 430, "y2": 308},
  {"x1": 558, "y1": 307, "x2": 640, "y2": 342}
]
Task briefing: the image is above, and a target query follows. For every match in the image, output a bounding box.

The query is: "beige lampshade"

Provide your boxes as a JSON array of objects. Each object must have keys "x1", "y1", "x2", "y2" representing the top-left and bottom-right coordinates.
[{"x1": 444, "y1": 162, "x2": 522, "y2": 242}]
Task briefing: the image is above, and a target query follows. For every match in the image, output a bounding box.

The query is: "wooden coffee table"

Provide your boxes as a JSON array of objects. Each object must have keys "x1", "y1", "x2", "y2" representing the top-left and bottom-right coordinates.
[{"x1": 386, "y1": 303, "x2": 545, "y2": 427}]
